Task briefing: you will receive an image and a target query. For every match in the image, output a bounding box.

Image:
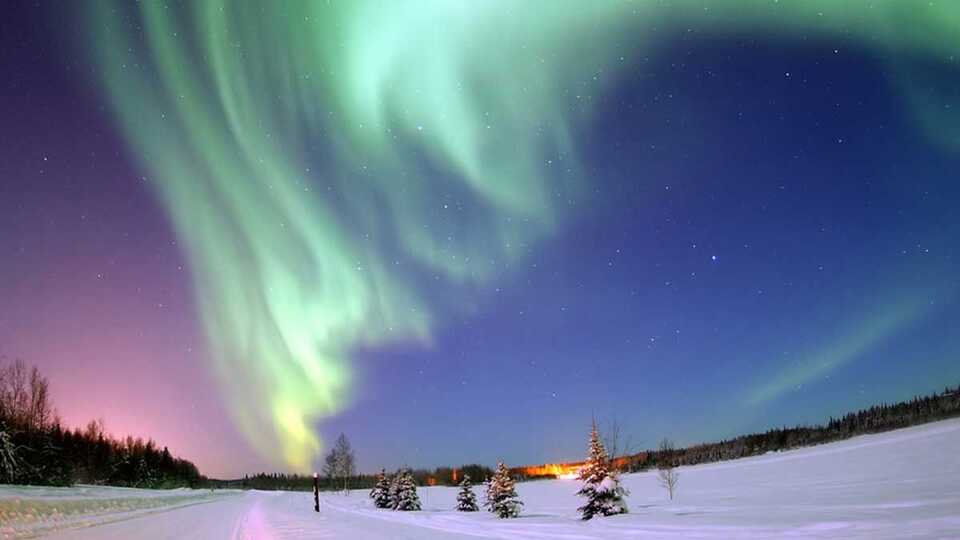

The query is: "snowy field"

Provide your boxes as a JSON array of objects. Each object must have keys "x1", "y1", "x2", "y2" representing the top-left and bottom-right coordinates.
[{"x1": 2, "y1": 418, "x2": 959, "y2": 539}]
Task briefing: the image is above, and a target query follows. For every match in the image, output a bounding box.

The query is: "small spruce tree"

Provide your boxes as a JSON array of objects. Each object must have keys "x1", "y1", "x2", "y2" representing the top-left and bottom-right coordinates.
[
  {"x1": 489, "y1": 461, "x2": 522, "y2": 518},
  {"x1": 370, "y1": 468, "x2": 391, "y2": 509},
  {"x1": 483, "y1": 476, "x2": 496, "y2": 512},
  {"x1": 387, "y1": 470, "x2": 402, "y2": 509},
  {"x1": 456, "y1": 474, "x2": 479, "y2": 511},
  {"x1": 395, "y1": 469, "x2": 421, "y2": 511},
  {"x1": 576, "y1": 421, "x2": 629, "y2": 520}
]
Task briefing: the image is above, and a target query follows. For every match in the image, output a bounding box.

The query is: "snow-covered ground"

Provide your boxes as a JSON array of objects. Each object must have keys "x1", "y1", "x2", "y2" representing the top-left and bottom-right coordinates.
[
  {"x1": 3, "y1": 418, "x2": 959, "y2": 539},
  {"x1": 0, "y1": 484, "x2": 238, "y2": 538}
]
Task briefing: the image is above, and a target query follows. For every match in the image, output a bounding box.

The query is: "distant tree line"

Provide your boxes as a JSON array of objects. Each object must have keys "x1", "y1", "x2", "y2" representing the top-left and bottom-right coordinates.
[
  {"x1": 236, "y1": 463, "x2": 495, "y2": 492},
  {"x1": 505, "y1": 384, "x2": 960, "y2": 483},
  {"x1": 0, "y1": 358, "x2": 204, "y2": 488},
  {"x1": 236, "y1": 472, "x2": 317, "y2": 491},
  {"x1": 626, "y1": 383, "x2": 960, "y2": 473},
  {"x1": 230, "y1": 429, "x2": 493, "y2": 491}
]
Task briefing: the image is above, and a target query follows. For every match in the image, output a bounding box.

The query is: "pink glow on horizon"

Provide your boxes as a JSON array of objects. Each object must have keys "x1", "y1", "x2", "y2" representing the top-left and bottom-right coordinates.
[{"x1": 0, "y1": 250, "x2": 263, "y2": 478}]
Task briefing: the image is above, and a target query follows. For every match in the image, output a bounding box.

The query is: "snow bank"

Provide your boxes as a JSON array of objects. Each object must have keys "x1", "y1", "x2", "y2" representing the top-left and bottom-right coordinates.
[{"x1": 0, "y1": 485, "x2": 238, "y2": 539}]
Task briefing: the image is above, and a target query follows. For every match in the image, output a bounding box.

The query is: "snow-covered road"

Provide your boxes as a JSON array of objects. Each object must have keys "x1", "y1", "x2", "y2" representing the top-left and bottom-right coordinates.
[
  {"x1": 41, "y1": 490, "x2": 470, "y2": 540},
  {"x1": 4, "y1": 418, "x2": 960, "y2": 539}
]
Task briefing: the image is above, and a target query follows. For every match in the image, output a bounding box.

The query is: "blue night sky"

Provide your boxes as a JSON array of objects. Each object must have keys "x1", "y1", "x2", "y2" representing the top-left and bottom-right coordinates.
[{"x1": 1, "y1": 3, "x2": 958, "y2": 478}]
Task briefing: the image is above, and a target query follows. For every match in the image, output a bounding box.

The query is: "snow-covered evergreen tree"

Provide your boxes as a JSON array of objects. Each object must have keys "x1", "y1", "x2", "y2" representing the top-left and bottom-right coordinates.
[
  {"x1": 0, "y1": 426, "x2": 19, "y2": 483},
  {"x1": 576, "y1": 421, "x2": 629, "y2": 520},
  {"x1": 394, "y1": 469, "x2": 421, "y2": 511},
  {"x1": 387, "y1": 470, "x2": 401, "y2": 509},
  {"x1": 456, "y1": 474, "x2": 479, "y2": 511},
  {"x1": 370, "y1": 468, "x2": 391, "y2": 509},
  {"x1": 483, "y1": 476, "x2": 495, "y2": 512},
  {"x1": 489, "y1": 461, "x2": 522, "y2": 518}
]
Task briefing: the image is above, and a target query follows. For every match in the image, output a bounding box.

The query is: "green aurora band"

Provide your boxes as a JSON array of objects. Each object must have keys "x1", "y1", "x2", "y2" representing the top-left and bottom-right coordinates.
[
  {"x1": 745, "y1": 291, "x2": 945, "y2": 406},
  {"x1": 87, "y1": 1, "x2": 959, "y2": 470}
]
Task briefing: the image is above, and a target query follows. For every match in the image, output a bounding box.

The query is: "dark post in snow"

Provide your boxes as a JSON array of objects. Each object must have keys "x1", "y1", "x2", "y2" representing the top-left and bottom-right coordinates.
[{"x1": 313, "y1": 472, "x2": 320, "y2": 512}]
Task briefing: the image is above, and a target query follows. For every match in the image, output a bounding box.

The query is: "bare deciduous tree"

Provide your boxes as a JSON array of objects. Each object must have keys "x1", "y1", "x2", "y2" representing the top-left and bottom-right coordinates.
[
  {"x1": 28, "y1": 366, "x2": 51, "y2": 430},
  {"x1": 0, "y1": 358, "x2": 54, "y2": 431},
  {"x1": 323, "y1": 433, "x2": 355, "y2": 493},
  {"x1": 601, "y1": 416, "x2": 635, "y2": 473},
  {"x1": 84, "y1": 418, "x2": 106, "y2": 441},
  {"x1": 657, "y1": 438, "x2": 679, "y2": 501}
]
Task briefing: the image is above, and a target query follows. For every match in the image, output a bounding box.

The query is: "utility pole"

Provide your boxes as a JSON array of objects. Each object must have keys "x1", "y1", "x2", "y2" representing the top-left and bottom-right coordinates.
[{"x1": 313, "y1": 472, "x2": 320, "y2": 512}]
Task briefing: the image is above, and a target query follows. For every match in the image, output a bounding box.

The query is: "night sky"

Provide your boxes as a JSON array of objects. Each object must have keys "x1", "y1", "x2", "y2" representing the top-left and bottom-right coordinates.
[{"x1": 2, "y1": 2, "x2": 958, "y2": 479}]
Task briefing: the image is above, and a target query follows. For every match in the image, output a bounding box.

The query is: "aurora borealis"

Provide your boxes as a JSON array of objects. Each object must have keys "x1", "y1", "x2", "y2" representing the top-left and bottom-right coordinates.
[
  {"x1": 2, "y1": 1, "x2": 959, "y2": 477},
  {"x1": 86, "y1": 0, "x2": 632, "y2": 470}
]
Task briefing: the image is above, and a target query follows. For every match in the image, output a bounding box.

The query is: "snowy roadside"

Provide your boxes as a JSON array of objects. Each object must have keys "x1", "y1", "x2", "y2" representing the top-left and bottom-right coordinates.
[{"x1": 0, "y1": 485, "x2": 239, "y2": 539}]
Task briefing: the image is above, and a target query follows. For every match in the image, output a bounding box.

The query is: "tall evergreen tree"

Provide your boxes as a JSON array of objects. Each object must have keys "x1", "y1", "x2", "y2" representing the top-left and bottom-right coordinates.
[
  {"x1": 394, "y1": 469, "x2": 421, "y2": 511},
  {"x1": 488, "y1": 461, "x2": 522, "y2": 518},
  {"x1": 370, "y1": 468, "x2": 391, "y2": 509},
  {"x1": 456, "y1": 474, "x2": 479, "y2": 511},
  {"x1": 576, "y1": 422, "x2": 629, "y2": 520}
]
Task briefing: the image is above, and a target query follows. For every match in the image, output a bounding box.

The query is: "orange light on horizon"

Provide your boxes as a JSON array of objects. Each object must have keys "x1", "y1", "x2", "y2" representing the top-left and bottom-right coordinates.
[{"x1": 514, "y1": 462, "x2": 583, "y2": 479}]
